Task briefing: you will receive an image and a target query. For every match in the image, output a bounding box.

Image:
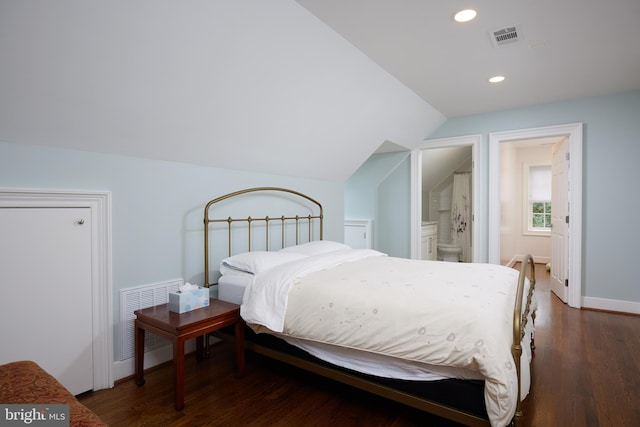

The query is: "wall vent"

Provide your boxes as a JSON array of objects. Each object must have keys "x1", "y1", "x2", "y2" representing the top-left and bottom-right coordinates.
[
  {"x1": 119, "y1": 279, "x2": 183, "y2": 360},
  {"x1": 489, "y1": 25, "x2": 522, "y2": 47}
]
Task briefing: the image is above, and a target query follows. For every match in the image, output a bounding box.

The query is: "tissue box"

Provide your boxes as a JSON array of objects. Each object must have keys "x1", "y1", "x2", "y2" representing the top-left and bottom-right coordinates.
[{"x1": 169, "y1": 287, "x2": 210, "y2": 313}]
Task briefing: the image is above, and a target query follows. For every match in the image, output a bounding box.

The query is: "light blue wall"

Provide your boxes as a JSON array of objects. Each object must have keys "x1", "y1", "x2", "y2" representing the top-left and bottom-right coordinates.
[
  {"x1": 0, "y1": 141, "x2": 345, "y2": 361},
  {"x1": 346, "y1": 91, "x2": 640, "y2": 304},
  {"x1": 428, "y1": 90, "x2": 640, "y2": 304},
  {"x1": 345, "y1": 151, "x2": 411, "y2": 257}
]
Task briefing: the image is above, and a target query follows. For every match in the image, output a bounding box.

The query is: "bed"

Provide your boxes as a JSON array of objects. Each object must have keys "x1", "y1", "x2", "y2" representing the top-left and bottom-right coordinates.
[
  {"x1": 0, "y1": 361, "x2": 107, "y2": 426},
  {"x1": 203, "y1": 187, "x2": 536, "y2": 427}
]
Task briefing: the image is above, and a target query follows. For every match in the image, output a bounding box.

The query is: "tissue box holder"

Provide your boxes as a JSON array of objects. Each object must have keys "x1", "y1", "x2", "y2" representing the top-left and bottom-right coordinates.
[{"x1": 169, "y1": 287, "x2": 210, "y2": 314}]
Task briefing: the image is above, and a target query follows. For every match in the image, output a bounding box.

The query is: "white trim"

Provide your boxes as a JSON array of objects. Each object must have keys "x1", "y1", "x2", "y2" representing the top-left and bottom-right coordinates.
[
  {"x1": 509, "y1": 254, "x2": 551, "y2": 266},
  {"x1": 411, "y1": 135, "x2": 482, "y2": 262},
  {"x1": 582, "y1": 297, "x2": 640, "y2": 315},
  {"x1": 113, "y1": 340, "x2": 198, "y2": 381},
  {"x1": 522, "y1": 162, "x2": 552, "y2": 236},
  {"x1": 0, "y1": 188, "x2": 114, "y2": 390},
  {"x1": 344, "y1": 219, "x2": 373, "y2": 249},
  {"x1": 410, "y1": 150, "x2": 422, "y2": 259},
  {"x1": 489, "y1": 123, "x2": 583, "y2": 308}
]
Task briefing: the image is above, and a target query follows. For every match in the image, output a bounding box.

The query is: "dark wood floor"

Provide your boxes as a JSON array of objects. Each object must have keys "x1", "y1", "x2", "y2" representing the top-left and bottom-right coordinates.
[{"x1": 79, "y1": 265, "x2": 640, "y2": 426}]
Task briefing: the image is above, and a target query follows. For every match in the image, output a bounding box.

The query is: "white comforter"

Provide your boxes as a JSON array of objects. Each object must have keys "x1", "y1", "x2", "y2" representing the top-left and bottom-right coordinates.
[{"x1": 240, "y1": 249, "x2": 534, "y2": 427}]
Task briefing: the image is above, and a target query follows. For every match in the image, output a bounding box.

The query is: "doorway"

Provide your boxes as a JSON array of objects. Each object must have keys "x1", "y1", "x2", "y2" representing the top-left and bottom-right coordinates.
[
  {"x1": 497, "y1": 136, "x2": 568, "y2": 303},
  {"x1": 410, "y1": 135, "x2": 481, "y2": 262},
  {"x1": 489, "y1": 123, "x2": 583, "y2": 308},
  {"x1": 497, "y1": 137, "x2": 559, "y2": 265}
]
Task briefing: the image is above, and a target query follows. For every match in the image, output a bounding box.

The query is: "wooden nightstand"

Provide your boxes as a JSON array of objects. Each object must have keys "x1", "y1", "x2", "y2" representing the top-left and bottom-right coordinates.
[{"x1": 134, "y1": 298, "x2": 244, "y2": 410}]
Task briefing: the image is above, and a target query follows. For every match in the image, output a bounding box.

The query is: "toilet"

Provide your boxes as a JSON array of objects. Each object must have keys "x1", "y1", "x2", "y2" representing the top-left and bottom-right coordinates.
[{"x1": 437, "y1": 243, "x2": 462, "y2": 262}]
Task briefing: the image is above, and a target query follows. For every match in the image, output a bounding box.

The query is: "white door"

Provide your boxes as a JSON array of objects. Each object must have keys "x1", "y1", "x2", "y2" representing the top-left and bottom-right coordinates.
[
  {"x1": 344, "y1": 220, "x2": 372, "y2": 249},
  {"x1": 0, "y1": 207, "x2": 94, "y2": 395},
  {"x1": 550, "y1": 138, "x2": 569, "y2": 302}
]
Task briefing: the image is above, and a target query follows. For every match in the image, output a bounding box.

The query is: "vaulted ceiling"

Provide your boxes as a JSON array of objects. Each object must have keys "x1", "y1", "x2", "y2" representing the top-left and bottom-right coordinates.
[{"x1": 1, "y1": 1, "x2": 638, "y2": 181}]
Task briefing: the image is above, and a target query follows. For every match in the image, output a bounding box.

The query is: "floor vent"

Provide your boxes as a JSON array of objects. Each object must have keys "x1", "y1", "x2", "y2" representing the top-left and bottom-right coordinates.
[
  {"x1": 119, "y1": 279, "x2": 183, "y2": 360},
  {"x1": 489, "y1": 25, "x2": 522, "y2": 47}
]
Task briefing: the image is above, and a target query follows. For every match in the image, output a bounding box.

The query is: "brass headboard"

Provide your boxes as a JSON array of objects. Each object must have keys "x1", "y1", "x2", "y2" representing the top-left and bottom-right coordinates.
[{"x1": 203, "y1": 187, "x2": 324, "y2": 288}]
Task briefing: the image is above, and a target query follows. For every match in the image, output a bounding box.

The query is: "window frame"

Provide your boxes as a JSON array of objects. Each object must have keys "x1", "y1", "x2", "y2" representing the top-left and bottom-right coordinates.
[{"x1": 522, "y1": 163, "x2": 552, "y2": 236}]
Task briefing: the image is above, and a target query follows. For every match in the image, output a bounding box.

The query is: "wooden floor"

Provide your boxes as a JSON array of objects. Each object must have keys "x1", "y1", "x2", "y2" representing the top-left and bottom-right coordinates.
[{"x1": 79, "y1": 264, "x2": 640, "y2": 426}]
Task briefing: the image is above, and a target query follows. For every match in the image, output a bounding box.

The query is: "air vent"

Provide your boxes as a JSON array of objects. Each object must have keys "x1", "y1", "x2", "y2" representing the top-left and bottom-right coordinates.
[
  {"x1": 489, "y1": 25, "x2": 522, "y2": 47},
  {"x1": 119, "y1": 279, "x2": 182, "y2": 360}
]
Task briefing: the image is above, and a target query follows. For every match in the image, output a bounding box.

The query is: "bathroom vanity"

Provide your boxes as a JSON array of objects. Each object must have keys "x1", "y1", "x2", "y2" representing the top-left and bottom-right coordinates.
[{"x1": 421, "y1": 222, "x2": 438, "y2": 261}]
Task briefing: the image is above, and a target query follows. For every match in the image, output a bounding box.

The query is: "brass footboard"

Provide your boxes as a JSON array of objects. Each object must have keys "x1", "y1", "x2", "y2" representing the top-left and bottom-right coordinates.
[{"x1": 511, "y1": 254, "x2": 536, "y2": 426}]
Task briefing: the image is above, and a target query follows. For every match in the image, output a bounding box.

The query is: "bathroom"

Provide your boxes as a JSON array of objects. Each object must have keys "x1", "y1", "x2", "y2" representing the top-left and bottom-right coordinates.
[{"x1": 421, "y1": 145, "x2": 472, "y2": 262}]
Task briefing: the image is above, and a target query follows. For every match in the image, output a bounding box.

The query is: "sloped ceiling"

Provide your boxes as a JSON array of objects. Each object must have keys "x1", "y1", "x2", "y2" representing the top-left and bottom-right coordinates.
[
  {"x1": 421, "y1": 146, "x2": 471, "y2": 193},
  {"x1": 4, "y1": 1, "x2": 637, "y2": 181},
  {"x1": 0, "y1": 1, "x2": 445, "y2": 181}
]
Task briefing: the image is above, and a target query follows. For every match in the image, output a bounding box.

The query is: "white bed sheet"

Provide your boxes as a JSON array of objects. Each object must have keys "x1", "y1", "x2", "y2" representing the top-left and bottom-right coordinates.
[
  {"x1": 218, "y1": 273, "x2": 533, "y2": 386},
  {"x1": 234, "y1": 250, "x2": 535, "y2": 427},
  {"x1": 218, "y1": 274, "x2": 251, "y2": 305},
  {"x1": 218, "y1": 274, "x2": 471, "y2": 381}
]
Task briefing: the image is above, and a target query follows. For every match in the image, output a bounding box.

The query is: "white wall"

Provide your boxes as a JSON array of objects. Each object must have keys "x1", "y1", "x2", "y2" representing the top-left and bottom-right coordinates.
[
  {"x1": 499, "y1": 143, "x2": 518, "y2": 264},
  {"x1": 0, "y1": 0, "x2": 445, "y2": 182},
  {"x1": 500, "y1": 143, "x2": 552, "y2": 265}
]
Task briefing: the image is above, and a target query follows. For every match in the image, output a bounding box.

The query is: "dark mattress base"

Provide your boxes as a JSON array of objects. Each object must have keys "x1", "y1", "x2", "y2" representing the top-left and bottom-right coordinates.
[{"x1": 217, "y1": 325, "x2": 488, "y2": 424}]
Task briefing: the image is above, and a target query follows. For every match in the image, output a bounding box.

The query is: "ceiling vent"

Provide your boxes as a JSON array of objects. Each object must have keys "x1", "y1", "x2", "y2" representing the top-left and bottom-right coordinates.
[{"x1": 489, "y1": 25, "x2": 522, "y2": 48}]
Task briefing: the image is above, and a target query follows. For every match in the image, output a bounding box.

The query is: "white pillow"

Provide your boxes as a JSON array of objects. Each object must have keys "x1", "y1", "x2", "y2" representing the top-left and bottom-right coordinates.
[
  {"x1": 280, "y1": 240, "x2": 351, "y2": 256},
  {"x1": 219, "y1": 262, "x2": 254, "y2": 277},
  {"x1": 220, "y1": 251, "x2": 307, "y2": 275}
]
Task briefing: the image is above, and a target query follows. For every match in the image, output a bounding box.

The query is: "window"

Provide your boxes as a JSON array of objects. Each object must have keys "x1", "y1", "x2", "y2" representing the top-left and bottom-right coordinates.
[
  {"x1": 528, "y1": 165, "x2": 551, "y2": 233},
  {"x1": 531, "y1": 201, "x2": 551, "y2": 229}
]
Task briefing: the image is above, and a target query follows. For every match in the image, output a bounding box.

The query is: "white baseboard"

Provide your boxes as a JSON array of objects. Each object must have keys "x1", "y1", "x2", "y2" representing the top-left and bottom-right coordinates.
[
  {"x1": 113, "y1": 340, "x2": 197, "y2": 382},
  {"x1": 582, "y1": 296, "x2": 640, "y2": 315},
  {"x1": 506, "y1": 254, "x2": 550, "y2": 267},
  {"x1": 533, "y1": 256, "x2": 550, "y2": 265}
]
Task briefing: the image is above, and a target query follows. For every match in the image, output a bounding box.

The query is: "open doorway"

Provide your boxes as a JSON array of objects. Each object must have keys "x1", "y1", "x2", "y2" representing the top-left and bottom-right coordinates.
[
  {"x1": 489, "y1": 123, "x2": 583, "y2": 308},
  {"x1": 410, "y1": 135, "x2": 481, "y2": 263},
  {"x1": 497, "y1": 137, "x2": 560, "y2": 266},
  {"x1": 498, "y1": 137, "x2": 571, "y2": 304},
  {"x1": 422, "y1": 146, "x2": 473, "y2": 262}
]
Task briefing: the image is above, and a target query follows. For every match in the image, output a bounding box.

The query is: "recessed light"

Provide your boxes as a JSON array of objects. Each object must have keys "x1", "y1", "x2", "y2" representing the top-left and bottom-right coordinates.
[
  {"x1": 454, "y1": 9, "x2": 477, "y2": 23},
  {"x1": 489, "y1": 75, "x2": 505, "y2": 83}
]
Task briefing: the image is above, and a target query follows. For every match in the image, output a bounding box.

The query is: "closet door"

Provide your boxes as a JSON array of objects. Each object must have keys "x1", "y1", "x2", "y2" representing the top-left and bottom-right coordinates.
[
  {"x1": 344, "y1": 220, "x2": 372, "y2": 249},
  {"x1": 0, "y1": 207, "x2": 93, "y2": 395}
]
